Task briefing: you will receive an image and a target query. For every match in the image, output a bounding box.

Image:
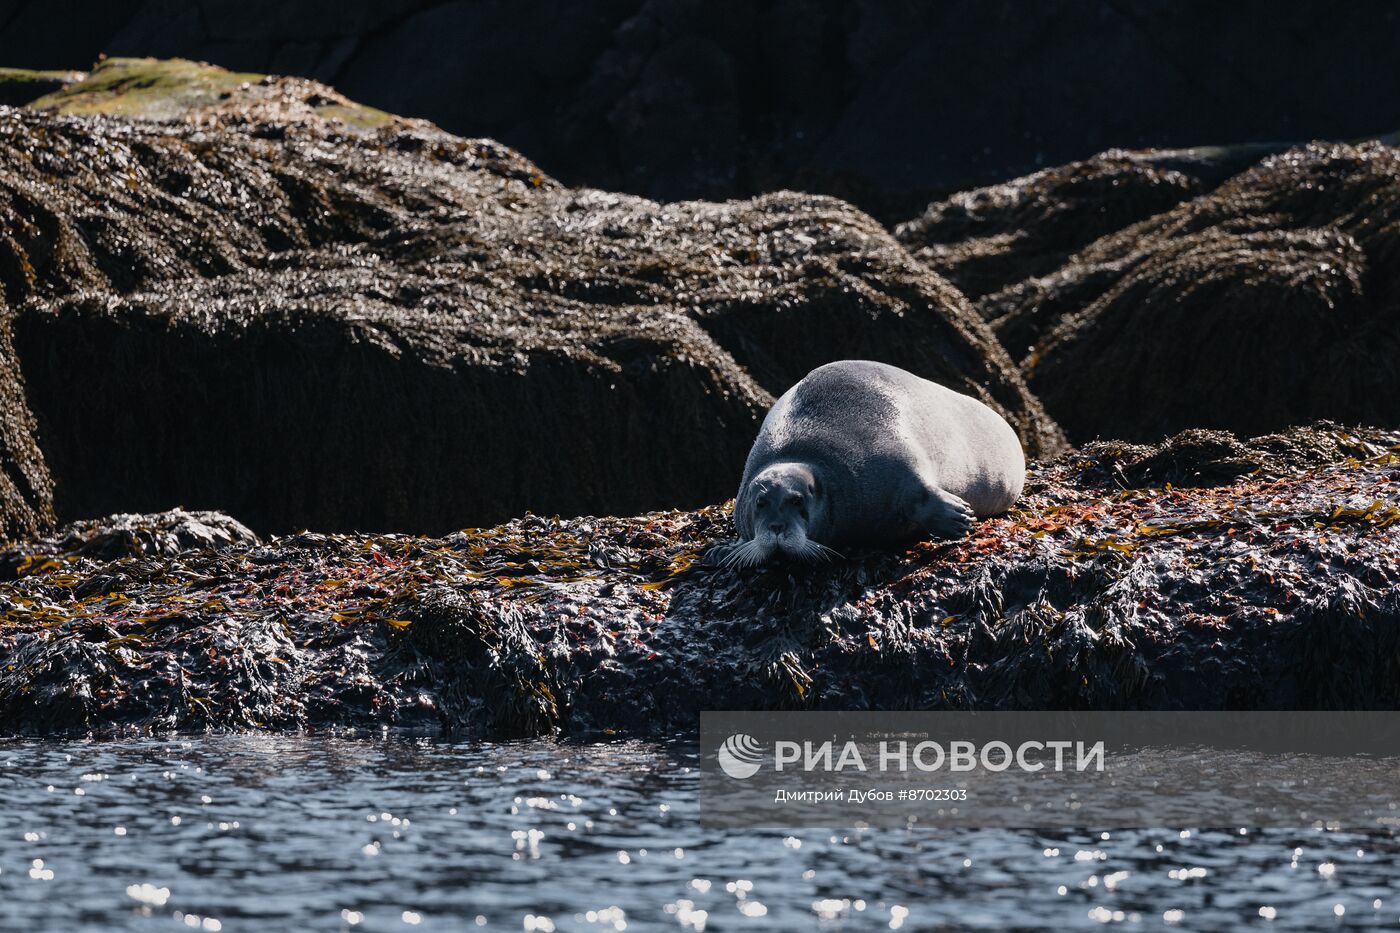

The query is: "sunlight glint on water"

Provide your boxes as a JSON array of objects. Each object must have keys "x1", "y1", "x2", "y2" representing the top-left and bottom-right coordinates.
[{"x1": 0, "y1": 736, "x2": 1397, "y2": 931}]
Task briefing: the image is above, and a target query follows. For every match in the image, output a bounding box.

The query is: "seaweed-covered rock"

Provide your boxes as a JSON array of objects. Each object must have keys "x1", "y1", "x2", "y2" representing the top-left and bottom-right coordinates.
[
  {"x1": 0, "y1": 59, "x2": 1059, "y2": 535},
  {"x1": 893, "y1": 145, "x2": 1280, "y2": 303},
  {"x1": 0, "y1": 310, "x2": 52, "y2": 542},
  {"x1": 0, "y1": 422, "x2": 1395, "y2": 736},
  {"x1": 0, "y1": 508, "x2": 257, "y2": 578},
  {"x1": 981, "y1": 142, "x2": 1400, "y2": 441},
  {"x1": 1071, "y1": 422, "x2": 1389, "y2": 490}
]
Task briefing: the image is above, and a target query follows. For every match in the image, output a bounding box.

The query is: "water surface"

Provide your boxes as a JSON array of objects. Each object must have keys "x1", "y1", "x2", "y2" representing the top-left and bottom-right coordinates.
[{"x1": 1, "y1": 736, "x2": 1397, "y2": 931}]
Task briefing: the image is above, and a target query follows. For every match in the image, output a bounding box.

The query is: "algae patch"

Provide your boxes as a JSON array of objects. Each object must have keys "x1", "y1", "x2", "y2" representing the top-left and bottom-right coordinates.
[
  {"x1": 0, "y1": 67, "x2": 81, "y2": 106},
  {"x1": 27, "y1": 57, "x2": 395, "y2": 129}
]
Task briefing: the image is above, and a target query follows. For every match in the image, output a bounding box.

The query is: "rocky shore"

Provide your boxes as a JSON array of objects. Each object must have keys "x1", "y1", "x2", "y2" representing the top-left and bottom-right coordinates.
[
  {"x1": 0, "y1": 59, "x2": 1398, "y2": 736},
  {"x1": 1, "y1": 423, "x2": 1396, "y2": 736}
]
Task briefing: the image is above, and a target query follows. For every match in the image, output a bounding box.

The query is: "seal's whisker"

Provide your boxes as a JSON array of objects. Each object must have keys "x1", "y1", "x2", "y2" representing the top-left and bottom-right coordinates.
[{"x1": 724, "y1": 539, "x2": 763, "y2": 570}]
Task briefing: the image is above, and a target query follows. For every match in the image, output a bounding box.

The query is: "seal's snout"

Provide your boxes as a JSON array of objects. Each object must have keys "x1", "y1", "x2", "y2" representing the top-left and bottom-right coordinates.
[{"x1": 768, "y1": 522, "x2": 787, "y2": 535}]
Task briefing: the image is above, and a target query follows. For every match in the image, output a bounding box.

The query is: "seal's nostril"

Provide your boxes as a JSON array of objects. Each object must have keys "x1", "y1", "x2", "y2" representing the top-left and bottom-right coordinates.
[{"x1": 769, "y1": 522, "x2": 785, "y2": 534}]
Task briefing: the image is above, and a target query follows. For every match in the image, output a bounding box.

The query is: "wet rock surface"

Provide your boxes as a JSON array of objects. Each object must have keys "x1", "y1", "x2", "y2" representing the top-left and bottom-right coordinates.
[
  {"x1": 1, "y1": 59, "x2": 1057, "y2": 535},
  {"x1": 0, "y1": 311, "x2": 52, "y2": 541},
  {"x1": 902, "y1": 141, "x2": 1400, "y2": 444},
  {"x1": 0, "y1": 508, "x2": 257, "y2": 576},
  {"x1": 1001, "y1": 143, "x2": 1400, "y2": 443},
  {"x1": 0, "y1": 423, "x2": 1395, "y2": 737},
  {"x1": 893, "y1": 145, "x2": 1281, "y2": 303}
]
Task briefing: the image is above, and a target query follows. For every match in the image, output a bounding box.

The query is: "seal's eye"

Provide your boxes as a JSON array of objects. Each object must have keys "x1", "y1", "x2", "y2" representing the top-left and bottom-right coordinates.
[{"x1": 755, "y1": 495, "x2": 768, "y2": 509}]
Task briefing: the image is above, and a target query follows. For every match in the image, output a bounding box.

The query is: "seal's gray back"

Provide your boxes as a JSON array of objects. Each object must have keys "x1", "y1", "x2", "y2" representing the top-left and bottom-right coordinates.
[{"x1": 740, "y1": 361, "x2": 1024, "y2": 539}]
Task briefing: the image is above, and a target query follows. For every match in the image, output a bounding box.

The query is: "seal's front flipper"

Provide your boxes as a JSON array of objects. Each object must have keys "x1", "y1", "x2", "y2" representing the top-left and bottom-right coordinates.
[{"x1": 909, "y1": 486, "x2": 976, "y2": 539}]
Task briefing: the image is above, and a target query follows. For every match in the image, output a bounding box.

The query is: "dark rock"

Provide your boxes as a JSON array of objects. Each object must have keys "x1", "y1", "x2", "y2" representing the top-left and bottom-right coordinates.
[
  {"x1": 0, "y1": 507, "x2": 258, "y2": 577},
  {"x1": 894, "y1": 145, "x2": 1282, "y2": 304},
  {"x1": 3, "y1": 2, "x2": 1400, "y2": 221},
  {"x1": 0, "y1": 422, "x2": 1395, "y2": 736},
  {"x1": 0, "y1": 60, "x2": 1059, "y2": 535},
  {"x1": 982, "y1": 142, "x2": 1400, "y2": 442},
  {"x1": 0, "y1": 310, "x2": 52, "y2": 542},
  {"x1": 1072, "y1": 422, "x2": 1389, "y2": 491}
]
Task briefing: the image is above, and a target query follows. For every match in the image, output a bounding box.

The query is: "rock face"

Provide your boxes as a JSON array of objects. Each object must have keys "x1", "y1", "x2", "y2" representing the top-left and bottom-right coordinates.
[
  {"x1": 0, "y1": 312, "x2": 53, "y2": 542},
  {"x1": 901, "y1": 141, "x2": 1400, "y2": 444},
  {"x1": 0, "y1": 508, "x2": 257, "y2": 571},
  {"x1": 0, "y1": 59, "x2": 1059, "y2": 535},
  {"x1": 0, "y1": 423, "x2": 1395, "y2": 736},
  {"x1": 893, "y1": 145, "x2": 1282, "y2": 305},
  {"x1": 986, "y1": 143, "x2": 1400, "y2": 443},
  {"x1": 2, "y1": 2, "x2": 1399, "y2": 220}
]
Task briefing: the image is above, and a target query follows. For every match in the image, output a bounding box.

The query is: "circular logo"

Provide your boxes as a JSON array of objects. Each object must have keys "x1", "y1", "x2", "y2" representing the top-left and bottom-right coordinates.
[{"x1": 716, "y1": 733, "x2": 765, "y2": 779}]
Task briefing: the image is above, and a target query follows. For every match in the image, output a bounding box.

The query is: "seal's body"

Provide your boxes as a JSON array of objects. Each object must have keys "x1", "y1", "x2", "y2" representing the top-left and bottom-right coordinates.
[{"x1": 723, "y1": 360, "x2": 1024, "y2": 566}]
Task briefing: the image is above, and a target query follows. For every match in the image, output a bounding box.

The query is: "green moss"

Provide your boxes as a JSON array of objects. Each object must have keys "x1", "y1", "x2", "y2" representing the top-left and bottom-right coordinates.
[
  {"x1": 0, "y1": 67, "x2": 80, "y2": 106},
  {"x1": 25, "y1": 57, "x2": 394, "y2": 129},
  {"x1": 0, "y1": 67, "x2": 77, "y2": 85},
  {"x1": 28, "y1": 57, "x2": 261, "y2": 118}
]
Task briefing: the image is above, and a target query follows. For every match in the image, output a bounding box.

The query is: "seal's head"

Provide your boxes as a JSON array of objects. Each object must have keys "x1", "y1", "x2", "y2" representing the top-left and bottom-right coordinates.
[{"x1": 725, "y1": 462, "x2": 839, "y2": 567}]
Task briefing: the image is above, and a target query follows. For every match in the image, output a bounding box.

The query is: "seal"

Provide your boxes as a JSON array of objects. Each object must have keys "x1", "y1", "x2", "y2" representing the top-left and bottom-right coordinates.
[{"x1": 721, "y1": 360, "x2": 1025, "y2": 567}]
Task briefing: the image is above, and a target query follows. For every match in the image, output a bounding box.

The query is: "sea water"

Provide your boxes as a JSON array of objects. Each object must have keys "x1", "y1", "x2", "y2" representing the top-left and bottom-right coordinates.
[{"x1": 0, "y1": 735, "x2": 1396, "y2": 931}]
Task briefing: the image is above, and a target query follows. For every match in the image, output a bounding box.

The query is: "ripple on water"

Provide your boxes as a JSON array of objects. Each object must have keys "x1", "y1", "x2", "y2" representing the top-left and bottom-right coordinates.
[{"x1": 0, "y1": 735, "x2": 1397, "y2": 930}]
